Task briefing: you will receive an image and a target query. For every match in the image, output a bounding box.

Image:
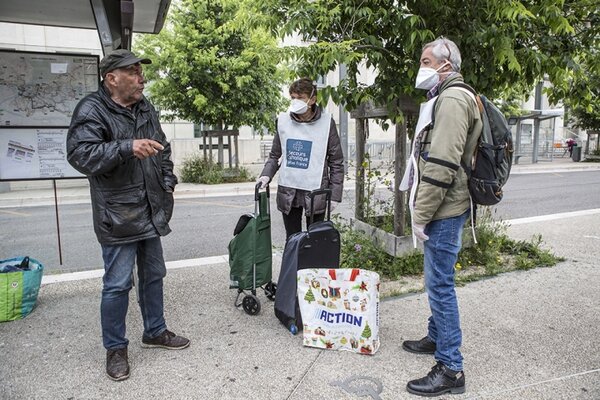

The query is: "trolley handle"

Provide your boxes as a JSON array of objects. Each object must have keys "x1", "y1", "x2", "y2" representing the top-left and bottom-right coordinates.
[
  {"x1": 308, "y1": 188, "x2": 332, "y2": 225},
  {"x1": 255, "y1": 183, "x2": 270, "y2": 216},
  {"x1": 255, "y1": 182, "x2": 270, "y2": 201}
]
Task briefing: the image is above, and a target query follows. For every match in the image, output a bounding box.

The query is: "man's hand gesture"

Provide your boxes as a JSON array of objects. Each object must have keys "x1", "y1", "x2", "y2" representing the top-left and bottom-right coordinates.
[{"x1": 133, "y1": 139, "x2": 164, "y2": 160}]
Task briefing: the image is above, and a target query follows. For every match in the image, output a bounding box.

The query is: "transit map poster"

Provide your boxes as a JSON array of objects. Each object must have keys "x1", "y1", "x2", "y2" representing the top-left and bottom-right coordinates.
[{"x1": 0, "y1": 50, "x2": 98, "y2": 127}]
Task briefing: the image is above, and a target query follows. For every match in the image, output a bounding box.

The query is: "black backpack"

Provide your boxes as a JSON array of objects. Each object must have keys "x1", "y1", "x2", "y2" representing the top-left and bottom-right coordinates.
[{"x1": 433, "y1": 83, "x2": 513, "y2": 206}]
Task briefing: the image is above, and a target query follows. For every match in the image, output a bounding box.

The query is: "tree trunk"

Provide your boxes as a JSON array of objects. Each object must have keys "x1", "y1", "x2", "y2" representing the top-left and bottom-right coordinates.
[
  {"x1": 394, "y1": 116, "x2": 407, "y2": 236},
  {"x1": 355, "y1": 119, "x2": 366, "y2": 221}
]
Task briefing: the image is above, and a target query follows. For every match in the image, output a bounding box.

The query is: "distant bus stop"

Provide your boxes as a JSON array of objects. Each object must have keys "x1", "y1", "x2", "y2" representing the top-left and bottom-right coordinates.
[{"x1": 509, "y1": 108, "x2": 564, "y2": 164}]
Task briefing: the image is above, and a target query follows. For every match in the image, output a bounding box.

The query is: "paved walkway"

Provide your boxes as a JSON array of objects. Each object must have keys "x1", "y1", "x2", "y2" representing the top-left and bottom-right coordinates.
[{"x1": 1, "y1": 158, "x2": 599, "y2": 399}]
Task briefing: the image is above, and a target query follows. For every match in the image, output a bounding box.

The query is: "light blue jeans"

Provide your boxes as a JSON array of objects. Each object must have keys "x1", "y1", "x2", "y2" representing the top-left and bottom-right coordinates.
[
  {"x1": 423, "y1": 210, "x2": 469, "y2": 371},
  {"x1": 100, "y1": 237, "x2": 167, "y2": 350}
]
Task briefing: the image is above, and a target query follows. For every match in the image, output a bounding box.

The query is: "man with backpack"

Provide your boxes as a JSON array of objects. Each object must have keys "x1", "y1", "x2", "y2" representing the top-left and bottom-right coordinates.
[{"x1": 400, "y1": 37, "x2": 483, "y2": 397}]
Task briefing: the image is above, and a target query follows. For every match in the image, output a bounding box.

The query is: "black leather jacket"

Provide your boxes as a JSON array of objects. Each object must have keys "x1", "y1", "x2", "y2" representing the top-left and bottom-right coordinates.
[{"x1": 67, "y1": 85, "x2": 177, "y2": 245}]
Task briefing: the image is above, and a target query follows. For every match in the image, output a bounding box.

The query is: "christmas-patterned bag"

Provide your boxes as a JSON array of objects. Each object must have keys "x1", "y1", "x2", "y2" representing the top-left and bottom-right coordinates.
[{"x1": 297, "y1": 268, "x2": 380, "y2": 355}]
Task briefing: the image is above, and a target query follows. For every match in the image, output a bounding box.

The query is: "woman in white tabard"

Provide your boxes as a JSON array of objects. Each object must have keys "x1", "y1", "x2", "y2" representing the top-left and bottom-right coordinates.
[{"x1": 257, "y1": 78, "x2": 344, "y2": 239}]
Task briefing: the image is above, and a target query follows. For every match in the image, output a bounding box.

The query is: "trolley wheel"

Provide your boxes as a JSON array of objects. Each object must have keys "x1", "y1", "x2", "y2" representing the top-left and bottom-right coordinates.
[
  {"x1": 264, "y1": 281, "x2": 277, "y2": 301},
  {"x1": 242, "y1": 294, "x2": 261, "y2": 315}
]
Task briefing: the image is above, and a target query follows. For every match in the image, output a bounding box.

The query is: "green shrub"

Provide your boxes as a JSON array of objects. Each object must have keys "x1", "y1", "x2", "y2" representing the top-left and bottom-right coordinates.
[
  {"x1": 179, "y1": 153, "x2": 254, "y2": 184},
  {"x1": 458, "y1": 208, "x2": 508, "y2": 275},
  {"x1": 337, "y1": 218, "x2": 423, "y2": 279},
  {"x1": 501, "y1": 234, "x2": 563, "y2": 270}
]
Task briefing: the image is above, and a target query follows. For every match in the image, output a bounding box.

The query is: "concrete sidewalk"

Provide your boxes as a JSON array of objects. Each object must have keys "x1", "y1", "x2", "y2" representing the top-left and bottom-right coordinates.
[
  {"x1": 1, "y1": 157, "x2": 599, "y2": 208},
  {"x1": 1, "y1": 205, "x2": 599, "y2": 398}
]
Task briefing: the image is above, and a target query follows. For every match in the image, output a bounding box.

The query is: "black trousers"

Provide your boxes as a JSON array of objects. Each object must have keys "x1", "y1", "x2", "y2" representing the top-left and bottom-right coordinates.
[{"x1": 282, "y1": 207, "x2": 325, "y2": 240}]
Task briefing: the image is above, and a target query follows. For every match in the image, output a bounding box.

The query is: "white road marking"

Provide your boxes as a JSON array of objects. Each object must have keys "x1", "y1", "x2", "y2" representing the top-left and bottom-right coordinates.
[
  {"x1": 41, "y1": 254, "x2": 230, "y2": 285},
  {"x1": 470, "y1": 368, "x2": 600, "y2": 399},
  {"x1": 506, "y1": 208, "x2": 600, "y2": 225}
]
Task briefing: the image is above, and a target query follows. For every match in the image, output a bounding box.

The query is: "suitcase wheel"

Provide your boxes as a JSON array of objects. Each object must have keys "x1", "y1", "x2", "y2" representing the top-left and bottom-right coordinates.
[
  {"x1": 264, "y1": 282, "x2": 277, "y2": 301},
  {"x1": 242, "y1": 294, "x2": 261, "y2": 315}
]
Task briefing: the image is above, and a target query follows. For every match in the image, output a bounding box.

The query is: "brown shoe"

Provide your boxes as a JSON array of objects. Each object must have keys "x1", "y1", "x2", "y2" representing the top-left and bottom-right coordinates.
[
  {"x1": 141, "y1": 329, "x2": 190, "y2": 350},
  {"x1": 106, "y1": 348, "x2": 130, "y2": 381}
]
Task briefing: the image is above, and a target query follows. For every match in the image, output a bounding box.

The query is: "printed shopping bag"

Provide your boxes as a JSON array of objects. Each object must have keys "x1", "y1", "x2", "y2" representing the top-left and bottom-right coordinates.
[
  {"x1": 0, "y1": 257, "x2": 44, "y2": 322},
  {"x1": 297, "y1": 268, "x2": 380, "y2": 354}
]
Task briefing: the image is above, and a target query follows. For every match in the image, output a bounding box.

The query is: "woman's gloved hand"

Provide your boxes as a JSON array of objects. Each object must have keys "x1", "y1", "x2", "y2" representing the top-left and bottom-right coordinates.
[{"x1": 256, "y1": 176, "x2": 270, "y2": 189}]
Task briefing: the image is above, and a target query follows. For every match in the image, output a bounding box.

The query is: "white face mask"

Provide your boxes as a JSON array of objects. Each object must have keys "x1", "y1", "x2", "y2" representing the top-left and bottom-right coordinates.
[
  {"x1": 415, "y1": 62, "x2": 450, "y2": 90},
  {"x1": 288, "y1": 98, "x2": 309, "y2": 114}
]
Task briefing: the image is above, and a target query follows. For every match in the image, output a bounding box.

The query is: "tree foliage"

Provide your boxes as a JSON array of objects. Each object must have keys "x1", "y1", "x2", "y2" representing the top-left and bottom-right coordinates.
[
  {"x1": 557, "y1": 10, "x2": 600, "y2": 131},
  {"x1": 135, "y1": 0, "x2": 287, "y2": 131},
  {"x1": 251, "y1": 0, "x2": 599, "y2": 120}
]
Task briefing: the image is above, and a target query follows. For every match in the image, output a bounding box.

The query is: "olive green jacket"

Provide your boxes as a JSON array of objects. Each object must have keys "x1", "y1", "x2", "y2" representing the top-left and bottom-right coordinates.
[{"x1": 414, "y1": 74, "x2": 483, "y2": 225}]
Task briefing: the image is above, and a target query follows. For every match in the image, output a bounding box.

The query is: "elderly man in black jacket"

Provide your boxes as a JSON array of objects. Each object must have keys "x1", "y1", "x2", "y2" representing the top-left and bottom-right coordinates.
[{"x1": 67, "y1": 50, "x2": 189, "y2": 382}]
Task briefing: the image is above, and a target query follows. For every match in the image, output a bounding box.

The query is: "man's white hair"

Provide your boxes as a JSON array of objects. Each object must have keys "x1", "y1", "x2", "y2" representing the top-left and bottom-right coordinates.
[{"x1": 423, "y1": 37, "x2": 462, "y2": 72}]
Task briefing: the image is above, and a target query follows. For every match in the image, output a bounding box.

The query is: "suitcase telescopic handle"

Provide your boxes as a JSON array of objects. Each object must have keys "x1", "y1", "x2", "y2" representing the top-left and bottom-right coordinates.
[{"x1": 308, "y1": 188, "x2": 332, "y2": 225}]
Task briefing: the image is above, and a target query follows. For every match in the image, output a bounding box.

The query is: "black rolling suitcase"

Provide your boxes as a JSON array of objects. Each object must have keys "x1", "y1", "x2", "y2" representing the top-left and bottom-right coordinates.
[{"x1": 274, "y1": 189, "x2": 340, "y2": 334}]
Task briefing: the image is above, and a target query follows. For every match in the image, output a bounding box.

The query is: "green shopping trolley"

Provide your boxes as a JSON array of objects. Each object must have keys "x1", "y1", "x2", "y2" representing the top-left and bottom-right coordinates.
[{"x1": 228, "y1": 183, "x2": 276, "y2": 315}]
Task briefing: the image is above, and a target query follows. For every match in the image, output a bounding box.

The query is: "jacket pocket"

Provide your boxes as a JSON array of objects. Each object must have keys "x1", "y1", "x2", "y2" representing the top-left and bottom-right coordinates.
[
  {"x1": 156, "y1": 179, "x2": 175, "y2": 223},
  {"x1": 102, "y1": 187, "x2": 150, "y2": 238},
  {"x1": 163, "y1": 189, "x2": 174, "y2": 223}
]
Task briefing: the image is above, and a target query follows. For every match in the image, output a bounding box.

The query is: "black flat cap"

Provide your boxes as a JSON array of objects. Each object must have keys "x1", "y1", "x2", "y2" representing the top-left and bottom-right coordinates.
[{"x1": 99, "y1": 49, "x2": 151, "y2": 78}]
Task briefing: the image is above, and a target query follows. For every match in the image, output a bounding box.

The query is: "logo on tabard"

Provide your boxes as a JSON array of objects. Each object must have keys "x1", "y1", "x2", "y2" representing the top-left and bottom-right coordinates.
[
  {"x1": 286, "y1": 139, "x2": 312, "y2": 169},
  {"x1": 11, "y1": 281, "x2": 18, "y2": 289},
  {"x1": 292, "y1": 140, "x2": 303, "y2": 152}
]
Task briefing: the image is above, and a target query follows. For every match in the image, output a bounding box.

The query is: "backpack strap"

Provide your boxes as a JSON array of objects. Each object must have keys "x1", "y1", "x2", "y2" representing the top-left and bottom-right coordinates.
[
  {"x1": 430, "y1": 82, "x2": 482, "y2": 129},
  {"x1": 445, "y1": 82, "x2": 484, "y2": 113}
]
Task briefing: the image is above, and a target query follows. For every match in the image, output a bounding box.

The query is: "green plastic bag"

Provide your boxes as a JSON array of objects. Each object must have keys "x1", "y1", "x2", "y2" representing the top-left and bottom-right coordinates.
[{"x1": 0, "y1": 257, "x2": 44, "y2": 322}]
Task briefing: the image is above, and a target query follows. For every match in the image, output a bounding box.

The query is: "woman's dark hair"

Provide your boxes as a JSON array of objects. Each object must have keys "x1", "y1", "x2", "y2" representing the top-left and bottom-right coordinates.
[{"x1": 289, "y1": 78, "x2": 317, "y2": 98}]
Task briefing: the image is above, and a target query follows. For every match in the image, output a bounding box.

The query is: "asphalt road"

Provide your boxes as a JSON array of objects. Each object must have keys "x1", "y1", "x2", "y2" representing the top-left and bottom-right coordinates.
[{"x1": 1, "y1": 170, "x2": 599, "y2": 273}]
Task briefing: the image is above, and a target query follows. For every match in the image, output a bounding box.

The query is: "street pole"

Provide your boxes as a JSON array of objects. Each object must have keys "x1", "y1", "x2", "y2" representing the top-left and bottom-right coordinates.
[{"x1": 532, "y1": 81, "x2": 543, "y2": 164}]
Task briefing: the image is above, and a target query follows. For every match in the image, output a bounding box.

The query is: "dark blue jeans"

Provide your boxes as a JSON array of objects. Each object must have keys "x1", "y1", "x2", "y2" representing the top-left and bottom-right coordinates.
[
  {"x1": 423, "y1": 210, "x2": 469, "y2": 371},
  {"x1": 100, "y1": 237, "x2": 167, "y2": 350}
]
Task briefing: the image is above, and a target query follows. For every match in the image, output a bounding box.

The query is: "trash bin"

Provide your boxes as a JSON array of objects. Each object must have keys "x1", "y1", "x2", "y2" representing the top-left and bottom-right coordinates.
[{"x1": 572, "y1": 145, "x2": 582, "y2": 162}]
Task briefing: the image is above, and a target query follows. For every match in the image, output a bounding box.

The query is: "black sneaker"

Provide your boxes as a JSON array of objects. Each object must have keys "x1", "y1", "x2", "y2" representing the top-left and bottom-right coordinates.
[
  {"x1": 402, "y1": 336, "x2": 436, "y2": 355},
  {"x1": 106, "y1": 348, "x2": 130, "y2": 381},
  {"x1": 406, "y1": 362, "x2": 465, "y2": 397},
  {"x1": 141, "y1": 329, "x2": 190, "y2": 350}
]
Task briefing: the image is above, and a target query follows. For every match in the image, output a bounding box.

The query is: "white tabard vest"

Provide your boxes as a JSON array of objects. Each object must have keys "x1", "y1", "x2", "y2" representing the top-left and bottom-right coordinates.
[
  {"x1": 400, "y1": 96, "x2": 437, "y2": 248},
  {"x1": 277, "y1": 111, "x2": 331, "y2": 191}
]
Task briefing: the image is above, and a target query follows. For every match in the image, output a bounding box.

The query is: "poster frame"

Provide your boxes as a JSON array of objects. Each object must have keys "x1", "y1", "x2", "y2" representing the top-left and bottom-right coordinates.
[{"x1": 0, "y1": 49, "x2": 99, "y2": 181}]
